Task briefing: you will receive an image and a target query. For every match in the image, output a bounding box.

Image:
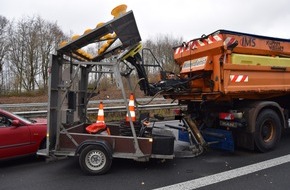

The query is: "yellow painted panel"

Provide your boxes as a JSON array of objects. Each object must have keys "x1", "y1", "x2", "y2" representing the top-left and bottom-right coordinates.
[{"x1": 231, "y1": 53, "x2": 290, "y2": 67}]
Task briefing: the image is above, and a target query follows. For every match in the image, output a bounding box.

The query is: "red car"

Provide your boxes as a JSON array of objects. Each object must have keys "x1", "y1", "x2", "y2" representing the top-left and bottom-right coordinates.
[{"x1": 0, "y1": 109, "x2": 47, "y2": 160}]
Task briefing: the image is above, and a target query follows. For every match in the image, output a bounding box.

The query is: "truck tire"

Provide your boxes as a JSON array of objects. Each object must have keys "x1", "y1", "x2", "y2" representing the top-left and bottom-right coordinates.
[
  {"x1": 254, "y1": 109, "x2": 281, "y2": 152},
  {"x1": 79, "y1": 145, "x2": 112, "y2": 175}
]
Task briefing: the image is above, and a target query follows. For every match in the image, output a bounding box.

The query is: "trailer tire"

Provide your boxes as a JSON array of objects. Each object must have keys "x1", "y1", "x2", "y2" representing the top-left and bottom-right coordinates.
[
  {"x1": 79, "y1": 145, "x2": 112, "y2": 175},
  {"x1": 254, "y1": 109, "x2": 281, "y2": 152}
]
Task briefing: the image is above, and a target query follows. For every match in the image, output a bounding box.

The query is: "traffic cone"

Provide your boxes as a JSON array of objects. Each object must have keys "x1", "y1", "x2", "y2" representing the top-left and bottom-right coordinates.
[
  {"x1": 126, "y1": 93, "x2": 136, "y2": 122},
  {"x1": 96, "y1": 102, "x2": 105, "y2": 123},
  {"x1": 86, "y1": 101, "x2": 110, "y2": 135}
]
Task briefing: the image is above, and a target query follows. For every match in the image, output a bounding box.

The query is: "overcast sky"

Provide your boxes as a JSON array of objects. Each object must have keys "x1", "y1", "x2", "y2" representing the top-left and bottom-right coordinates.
[{"x1": 1, "y1": 0, "x2": 290, "y2": 41}]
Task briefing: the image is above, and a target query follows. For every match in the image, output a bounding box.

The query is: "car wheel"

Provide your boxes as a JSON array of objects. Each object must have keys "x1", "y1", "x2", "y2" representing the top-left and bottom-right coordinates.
[{"x1": 79, "y1": 145, "x2": 112, "y2": 175}]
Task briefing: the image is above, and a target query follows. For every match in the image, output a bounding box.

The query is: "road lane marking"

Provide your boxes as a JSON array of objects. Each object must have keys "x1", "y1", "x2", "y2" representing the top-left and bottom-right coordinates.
[{"x1": 154, "y1": 154, "x2": 290, "y2": 190}]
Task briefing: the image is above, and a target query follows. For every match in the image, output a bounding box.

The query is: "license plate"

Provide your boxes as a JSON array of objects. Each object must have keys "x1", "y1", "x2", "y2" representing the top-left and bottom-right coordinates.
[{"x1": 220, "y1": 120, "x2": 237, "y2": 128}]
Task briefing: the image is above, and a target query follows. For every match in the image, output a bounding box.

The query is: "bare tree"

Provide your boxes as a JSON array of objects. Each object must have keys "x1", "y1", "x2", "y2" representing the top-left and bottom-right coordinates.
[
  {"x1": 145, "y1": 34, "x2": 183, "y2": 70},
  {"x1": 36, "y1": 16, "x2": 64, "y2": 89},
  {"x1": 7, "y1": 17, "x2": 32, "y2": 92},
  {"x1": 6, "y1": 15, "x2": 65, "y2": 92},
  {"x1": 142, "y1": 34, "x2": 183, "y2": 81},
  {"x1": 0, "y1": 15, "x2": 9, "y2": 93}
]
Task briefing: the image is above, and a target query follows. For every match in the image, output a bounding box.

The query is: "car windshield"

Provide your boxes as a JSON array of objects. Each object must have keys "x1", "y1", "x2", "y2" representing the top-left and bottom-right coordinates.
[
  {"x1": 12, "y1": 113, "x2": 33, "y2": 124},
  {"x1": 2, "y1": 110, "x2": 33, "y2": 124}
]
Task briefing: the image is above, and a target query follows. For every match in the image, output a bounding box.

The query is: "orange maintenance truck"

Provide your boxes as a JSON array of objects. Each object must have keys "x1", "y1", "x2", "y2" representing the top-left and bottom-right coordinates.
[{"x1": 150, "y1": 30, "x2": 290, "y2": 152}]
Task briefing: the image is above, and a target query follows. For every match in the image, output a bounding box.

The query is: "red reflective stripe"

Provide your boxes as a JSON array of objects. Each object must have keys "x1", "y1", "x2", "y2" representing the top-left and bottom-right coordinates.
[
  {"x1": 175, "y1": 33, "x2": 223, "y2": 55},
  {"x1": 241, "y1": 75, "x2": 248, "y2": 82},
  {"x1": 231, "y1": 75, "x2": 239, "y2": 82},
  {"x1": 230, "y1": 75, "x2": 248, "y2": 82}
]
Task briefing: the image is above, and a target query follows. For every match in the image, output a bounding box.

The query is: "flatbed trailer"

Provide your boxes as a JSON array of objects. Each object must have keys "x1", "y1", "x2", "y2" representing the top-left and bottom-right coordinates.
[{"x1": 41, "y1": 6, "x2": 202, "y2": 175}]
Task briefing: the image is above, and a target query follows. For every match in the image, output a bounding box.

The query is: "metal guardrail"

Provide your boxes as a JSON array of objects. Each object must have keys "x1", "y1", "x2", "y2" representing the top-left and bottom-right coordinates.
[
  {"x1": 0, "y1": 98, "x2": 183, "y2": 118},
  {"x1": 0, "y1": 98, "x2": 166, "y2": 109},
  {"x1": 12, "y1": 103, "x2": 184, "y2": 118}
]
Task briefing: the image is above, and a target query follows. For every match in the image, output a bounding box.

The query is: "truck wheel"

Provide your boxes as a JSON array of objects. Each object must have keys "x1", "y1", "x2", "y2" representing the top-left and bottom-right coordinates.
[
  {"x1": 79, "y1": 145, "x2": 112, "y2": 175},
  {"x1": 254, "y1": 109, "x2": 281, "y2": 152}
]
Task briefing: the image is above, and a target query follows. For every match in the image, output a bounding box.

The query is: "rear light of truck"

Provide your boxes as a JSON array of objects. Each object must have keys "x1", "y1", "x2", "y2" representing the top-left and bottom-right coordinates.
[{"x1": 219, "y1": 113, "x2": 235, "y2": 120}]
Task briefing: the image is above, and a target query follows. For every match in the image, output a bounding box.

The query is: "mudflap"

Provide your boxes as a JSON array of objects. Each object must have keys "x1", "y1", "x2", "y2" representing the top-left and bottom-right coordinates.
[{"x1": 202, "y1": 128, "x2": 235, "y2": 152}]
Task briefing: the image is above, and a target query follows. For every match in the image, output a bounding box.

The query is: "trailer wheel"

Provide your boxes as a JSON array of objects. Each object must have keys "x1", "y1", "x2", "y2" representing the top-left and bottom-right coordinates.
[
  {"x1": 254, "y1": 109, "x2": 281, "y2": 152},
  {"x1": 79, "y1": 145, "x2": 112, "y2": 175}
]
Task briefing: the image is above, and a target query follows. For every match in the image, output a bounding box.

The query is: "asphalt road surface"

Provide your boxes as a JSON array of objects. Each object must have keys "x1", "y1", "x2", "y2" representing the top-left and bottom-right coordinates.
[{"x1": 1, "y1": 130, "x2": 290, "y2": 190}]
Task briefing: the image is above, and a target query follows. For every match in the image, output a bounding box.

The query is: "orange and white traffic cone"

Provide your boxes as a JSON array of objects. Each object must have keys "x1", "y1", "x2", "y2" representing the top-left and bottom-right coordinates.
[
  {"x1": 85, "y1": 101, "x2": 110, "y2": 135},
  {"x1": 126, "y1": 93, "x2": 136, "y2": 122},
  {"x1": 96, "y1": 101, "x2": 105, "y2": 123}
]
